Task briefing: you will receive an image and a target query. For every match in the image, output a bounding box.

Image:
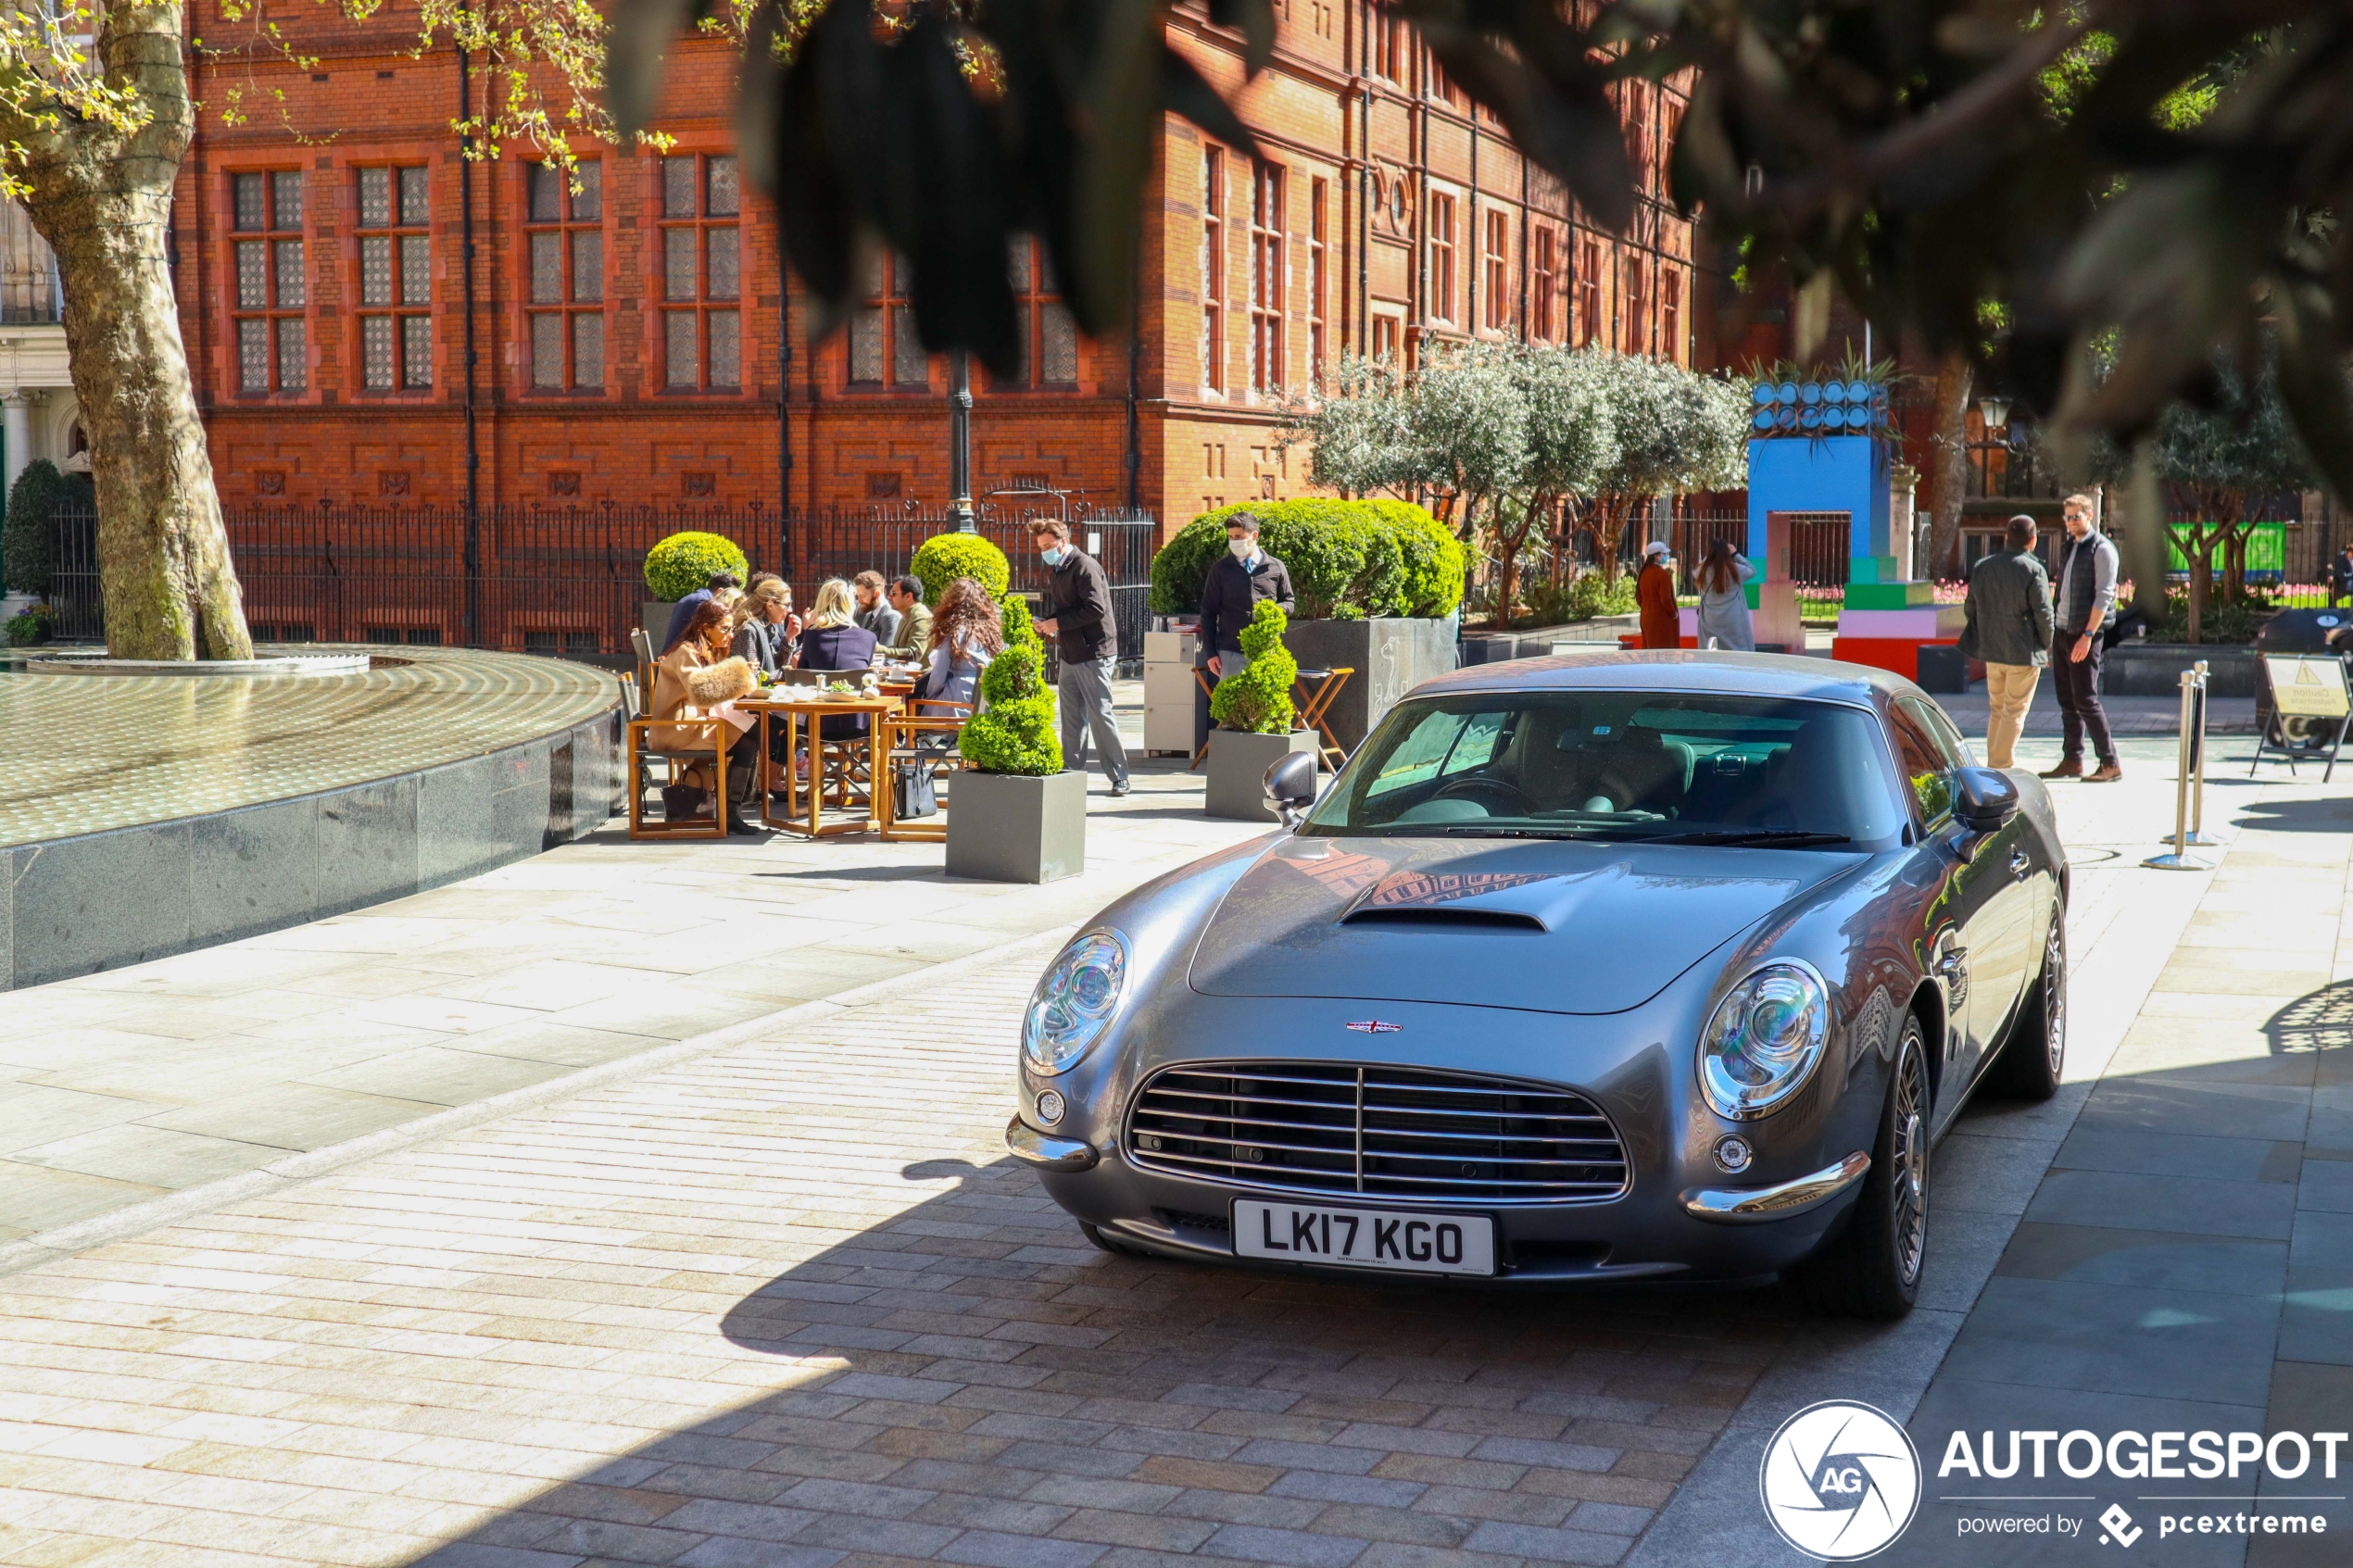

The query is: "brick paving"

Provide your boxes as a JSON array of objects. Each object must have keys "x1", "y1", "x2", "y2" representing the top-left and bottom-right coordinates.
[{"x1": 0, "y1": 928, "x2": 1796, "y2": 1568}]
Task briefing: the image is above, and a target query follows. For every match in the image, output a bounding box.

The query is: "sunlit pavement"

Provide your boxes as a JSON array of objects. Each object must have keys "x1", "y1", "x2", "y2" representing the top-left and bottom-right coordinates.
[{"x1": 0, "y1": 707, "x2": 2346, "y2": 1567}]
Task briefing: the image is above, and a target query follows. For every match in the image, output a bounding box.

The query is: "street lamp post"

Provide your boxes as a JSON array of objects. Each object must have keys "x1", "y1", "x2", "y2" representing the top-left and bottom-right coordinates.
[{"x1": 947, "y1": 350, "x2": 975, "y2": 533}]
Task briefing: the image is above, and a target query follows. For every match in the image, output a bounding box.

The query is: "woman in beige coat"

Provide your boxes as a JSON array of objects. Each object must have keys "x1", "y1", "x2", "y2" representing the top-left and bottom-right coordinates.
[{"x1": 651, "y1": 597, "x2": 763, "y2": 833}]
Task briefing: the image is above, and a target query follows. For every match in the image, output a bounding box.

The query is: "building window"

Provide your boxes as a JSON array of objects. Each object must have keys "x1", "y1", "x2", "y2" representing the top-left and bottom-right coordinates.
[
  {"x1": 1577, "y1": 236, "x2": 1602, "y2": 346},
  {"x1": 1371, "y1": 314, "x2": 1400, "y2": 363},
  {"x1": 658, "y1": 153, "x2": 740, "y2": 391},
  {"x1": 1249, "y1": 161, "x2": 1285, "y2": 395},
  {"x1": 232, "y1": 170, "x2": 306, "y2": 394},
  {"x1": 1533, "y1": 227, "x2": 1559, "y2": 343},
  {"x1": 526, "y1": 161, "x2": 604, "y2": 391},
  {"x1": 848, "y1": 251, "x2": 930, "y2": 387},
  {"x1": 1003, "y1": 237, "x2": 1077, "y2": 387},
  {"x1": 1308, "y1": 178, "x2": 1327, "y2": 376},
  {"x1": 1374, "y1": 14, "x2": 1409, "y2": 82},
  {"x1": 1661, "y1": 268, "x2": 1682, "y2": 364},
  {"x1": 1624, "y1": 257, "x2": 1647, "y2": 355},
  {"x1": 1202, "y1": 146, "x2": 1226, "y2": 395},
  {"x1": 354, "y1": 166, "x2": 431, "y2": 392},
  {"x1": 1428, "y1": 191, "x2": 1455, "y2": 324},
  {"x1": 1482, "y1": 209, "x2": 1509, "y2": 332}
]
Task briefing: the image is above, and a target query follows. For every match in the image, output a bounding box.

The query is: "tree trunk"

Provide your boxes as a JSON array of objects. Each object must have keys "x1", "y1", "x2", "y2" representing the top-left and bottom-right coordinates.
[
  {"x1": 20, "y1": 0, "x2": 250, "y2": 660},
  {"x1": 1926, "y1": 349, "x2": 1973, "y2": 581}
]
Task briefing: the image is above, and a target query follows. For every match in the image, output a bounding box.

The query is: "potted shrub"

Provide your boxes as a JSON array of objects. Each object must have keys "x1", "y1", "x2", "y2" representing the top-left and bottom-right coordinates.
[
  {"x1": 948, "y1": 596, "x2": 1087, "y2": 882},
  {"x1": 910, "y1": 532, "x2": 1012, "y2": 605},
  {"x1": 641, "y1": 529, "x2": 749, "y2": 649},
  {"x1": 1205, "y1": 600, "x2": 1319, "y2": 821},
  {"x1": 1151, "y1": 499, "x2": 1466, "y2": 754}
]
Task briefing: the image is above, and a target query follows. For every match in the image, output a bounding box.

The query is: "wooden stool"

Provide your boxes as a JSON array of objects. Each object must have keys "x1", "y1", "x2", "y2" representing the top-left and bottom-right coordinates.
[{"x1": 1292, "y1": 666, "x2": 1354, "y2": 770}]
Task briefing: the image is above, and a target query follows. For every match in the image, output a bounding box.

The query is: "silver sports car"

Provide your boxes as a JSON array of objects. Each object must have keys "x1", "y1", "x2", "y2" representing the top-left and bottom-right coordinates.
[{"x1": 1006, "y1": 652, "x2": 2066, "y2": 1318}]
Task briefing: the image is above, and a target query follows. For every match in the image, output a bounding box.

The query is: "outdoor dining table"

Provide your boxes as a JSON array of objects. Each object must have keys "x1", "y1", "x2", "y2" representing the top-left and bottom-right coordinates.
[{"x1": 738, "y1": 688, "x2": 904, "y2": 838}]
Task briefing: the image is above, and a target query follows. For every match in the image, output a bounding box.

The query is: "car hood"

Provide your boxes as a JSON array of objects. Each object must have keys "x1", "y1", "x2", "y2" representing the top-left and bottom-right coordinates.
[{"x1": 1186, "y1": 835, "x2": 1849, "y2": 1015}]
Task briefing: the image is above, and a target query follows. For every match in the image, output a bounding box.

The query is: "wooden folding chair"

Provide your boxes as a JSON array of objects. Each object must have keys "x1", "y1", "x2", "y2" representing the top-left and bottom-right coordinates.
[
  {"x1": 626, "y1": 709, "x2": 730, "y2": 839},
  {"x1": 1292, "y1": 665, "x2": 1355, "y2": 770},
  {"x1": 879, "y1": 698, "x2": 975, "y2": 842}
]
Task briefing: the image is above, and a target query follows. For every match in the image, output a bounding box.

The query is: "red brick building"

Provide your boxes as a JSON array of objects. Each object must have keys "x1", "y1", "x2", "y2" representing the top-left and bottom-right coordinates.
[{"x1": 177, "y1": 3, "x2": 1705, "y2": 533}]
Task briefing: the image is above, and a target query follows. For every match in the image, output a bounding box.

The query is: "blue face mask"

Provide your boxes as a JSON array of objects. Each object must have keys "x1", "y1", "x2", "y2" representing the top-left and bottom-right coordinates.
[{"x1": 1039, "y1": 546, "x2": 1064, "y2": 566}]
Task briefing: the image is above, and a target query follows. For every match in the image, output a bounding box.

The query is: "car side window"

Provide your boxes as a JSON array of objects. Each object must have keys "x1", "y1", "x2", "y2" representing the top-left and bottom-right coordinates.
[
  {"x1": 1887, "y1": 702, "x2": 1954, "y2": 827},
  {"x1": 1909, "y1": 697, "x2": 1978, "y2": 771}
]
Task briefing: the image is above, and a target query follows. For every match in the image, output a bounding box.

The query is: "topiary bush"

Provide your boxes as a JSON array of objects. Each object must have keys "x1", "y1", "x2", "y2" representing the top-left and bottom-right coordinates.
[
  {"x1": 1209, "y1": 600, "x2": 1299, "y2": 734},
  {"x1": 1, "y1": 459, "x2": 69, "y2": 597},
  {"x1": 1149, "y1": 499, "x2": 1466, "y2": 620},
  {"x1": 958, "y1": 595, "x2": 1063, "y2": 774},
  {"x1": 642, "y1": 530, "x2": 749, "y2": 602},
  {"x1": 911, "y1": 532, "x2": 1012, "y2": 607}
]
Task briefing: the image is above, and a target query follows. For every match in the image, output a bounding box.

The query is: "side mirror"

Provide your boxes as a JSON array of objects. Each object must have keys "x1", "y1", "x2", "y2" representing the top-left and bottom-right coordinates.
[
  {"x1": 1953, "y1": 767, "x2": 2020, "y2": 834},
  {"x1": 1264, "y1": 752, "x2": 1320, "y2": 829}
]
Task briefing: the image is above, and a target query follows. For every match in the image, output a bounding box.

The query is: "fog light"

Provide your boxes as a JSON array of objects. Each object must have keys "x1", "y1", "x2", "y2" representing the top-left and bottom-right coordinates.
[
  {"x1": 1714, "y1": 1135, "x2": 1754, "y2": 1174},
  {"x1": 1034, "y1": 1089, "x2": 1066, "y2": 1126}
]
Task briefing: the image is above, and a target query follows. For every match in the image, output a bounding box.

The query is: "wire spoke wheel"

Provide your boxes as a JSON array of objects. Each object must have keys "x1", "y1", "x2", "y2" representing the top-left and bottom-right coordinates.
[{"x1": 1892, "y1": 1041, "x2": 1929, "y2": 1287}]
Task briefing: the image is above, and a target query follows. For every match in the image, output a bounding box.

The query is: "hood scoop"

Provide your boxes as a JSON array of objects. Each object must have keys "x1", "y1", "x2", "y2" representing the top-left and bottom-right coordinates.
[{"x1": 1340, "y1": 870, "x2": 1566, "y2": 932}]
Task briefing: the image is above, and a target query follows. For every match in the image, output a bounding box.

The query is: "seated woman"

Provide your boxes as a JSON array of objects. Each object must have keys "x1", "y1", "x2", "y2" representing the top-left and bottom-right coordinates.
[
  {"x1": 731, "y1": 577, "x2": 799, "y2": 677},
  {"x1": 651, "y1": 596, "x2": 764, "y2": 834},
  {"x1": 920, "y1": 577, "x2": 1000, "y2": 709},
  {"x1": 791, "y1": 579, "x2": 880, "y2": 742}
]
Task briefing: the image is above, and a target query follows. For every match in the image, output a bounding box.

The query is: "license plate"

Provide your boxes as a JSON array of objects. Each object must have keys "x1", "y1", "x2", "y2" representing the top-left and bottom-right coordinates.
[{"x1": 1232, "y1": 1198, "x2": 1495, "y2": 1276}]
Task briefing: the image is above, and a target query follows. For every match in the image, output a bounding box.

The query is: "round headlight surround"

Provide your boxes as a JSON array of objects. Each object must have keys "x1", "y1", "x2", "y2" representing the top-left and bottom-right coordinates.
[
  {"x1": 1697, "y1": 959, "x2": 1832, "y2": 1120},
  {"x1": 1022, "y1": 930, "x2": 1129, "y2": 1075}
]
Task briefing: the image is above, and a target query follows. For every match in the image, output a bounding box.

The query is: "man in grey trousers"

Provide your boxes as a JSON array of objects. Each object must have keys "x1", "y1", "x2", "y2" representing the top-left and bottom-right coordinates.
[{"x1": 1030, "y1": 519, "x2": 1131, "y2": 797}]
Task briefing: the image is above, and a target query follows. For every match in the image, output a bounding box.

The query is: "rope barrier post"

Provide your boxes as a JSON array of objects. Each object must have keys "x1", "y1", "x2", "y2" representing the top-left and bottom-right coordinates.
[
  {"x1": 2145, "y1": 666, "x2": 2211, "y2": 871},
  {"x1": 2184, "y1": 658, "x2": 2219, "y2": 847}
]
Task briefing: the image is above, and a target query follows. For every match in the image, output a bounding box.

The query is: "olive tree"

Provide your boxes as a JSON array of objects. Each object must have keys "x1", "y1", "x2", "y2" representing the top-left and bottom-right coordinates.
[{"x1": 1579, "y1": 354, "x2": 1750, "y2": 582}]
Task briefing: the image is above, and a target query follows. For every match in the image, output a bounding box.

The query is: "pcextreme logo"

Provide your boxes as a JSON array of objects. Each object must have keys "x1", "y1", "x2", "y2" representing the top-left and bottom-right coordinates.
[{"x1": 1760, "y1": 1400, "x2": 1924, "y2": 1561}]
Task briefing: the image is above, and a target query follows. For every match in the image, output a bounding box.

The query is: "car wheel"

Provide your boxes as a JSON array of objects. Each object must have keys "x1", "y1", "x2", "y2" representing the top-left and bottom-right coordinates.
[
  {"x1": 1985, "y1": 909, "x2": 2066, "y2": 1101},
  {"x1": 1796, "y1": 1014, "x2": 1929, "y2": 1321}
]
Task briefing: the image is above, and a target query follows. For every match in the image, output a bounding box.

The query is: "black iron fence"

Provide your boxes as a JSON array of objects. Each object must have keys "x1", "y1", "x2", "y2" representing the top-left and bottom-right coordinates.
[{"x1": 44, "y1": 502, "x2": 1159, "y2": 669}]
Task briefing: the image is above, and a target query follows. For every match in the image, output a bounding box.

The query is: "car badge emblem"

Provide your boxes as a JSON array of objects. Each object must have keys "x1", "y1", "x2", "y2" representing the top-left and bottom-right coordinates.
[{"x1": 1344, "y1": 1020, "x2": 1403, "y2": 1034}]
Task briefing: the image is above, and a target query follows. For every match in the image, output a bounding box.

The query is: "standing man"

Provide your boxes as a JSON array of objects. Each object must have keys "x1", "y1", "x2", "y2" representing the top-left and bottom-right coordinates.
[
  {"x1": 1031, "y1": 520, "x2": 1131, "y2": 797},
  {"x1": 875, "y1": 575, "x2": 932, "y2": 663},
  {"x1": 852, "y1": 571, "x2": 902, "y2": 648},
  {"x1": 1958, "y1": 515, "x2": 2055, "y2": 770},
  {"x1": 1636, "y1": 540, "x2": 1680, "y2": 649},
  {"x1": 1197, "y1": 511, "x2": 1296, "y2": 684},
  {"x1": 2044, "y1": 493, "x2": 2123, "y2": 783}
]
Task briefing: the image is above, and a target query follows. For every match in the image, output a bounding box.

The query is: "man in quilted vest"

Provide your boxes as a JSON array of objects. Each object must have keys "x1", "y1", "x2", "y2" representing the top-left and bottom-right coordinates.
[{"x1": 2042, "y1": 494, "x2": 2122, "y2": 783}]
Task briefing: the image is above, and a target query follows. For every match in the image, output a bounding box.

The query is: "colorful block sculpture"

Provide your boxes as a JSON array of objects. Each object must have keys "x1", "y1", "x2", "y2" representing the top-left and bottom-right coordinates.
[{"x1": 1747, "y1": 380, "x2": 1953, "y2": 681}]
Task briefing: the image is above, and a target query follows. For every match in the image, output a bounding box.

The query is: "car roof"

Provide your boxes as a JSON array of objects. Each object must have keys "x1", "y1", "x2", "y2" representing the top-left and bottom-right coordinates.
[{"x1": 1408, "y1": 649, "x2": 1917, "y2": 707}]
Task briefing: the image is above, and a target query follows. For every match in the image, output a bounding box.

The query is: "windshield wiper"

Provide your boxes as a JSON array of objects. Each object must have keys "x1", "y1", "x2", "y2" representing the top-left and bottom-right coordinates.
[
  {"x1": 1649, "y1": 830, "x2": 1856, "y2": 847},
  {"x1": 1382, "y1": 826, "x2": 1601, "y2": 840}
]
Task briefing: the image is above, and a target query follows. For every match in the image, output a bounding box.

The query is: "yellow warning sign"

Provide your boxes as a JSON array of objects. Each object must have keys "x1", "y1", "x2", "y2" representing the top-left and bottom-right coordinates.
[{"x1": 2265, "y1": 655, "x2": 2352, "y2": 719}]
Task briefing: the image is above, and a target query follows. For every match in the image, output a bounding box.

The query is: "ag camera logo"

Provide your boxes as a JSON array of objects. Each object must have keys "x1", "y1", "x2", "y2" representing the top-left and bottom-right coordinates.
[{"x1": 1760, "y1": 1400, "x2": 1922, "y2": 1561}]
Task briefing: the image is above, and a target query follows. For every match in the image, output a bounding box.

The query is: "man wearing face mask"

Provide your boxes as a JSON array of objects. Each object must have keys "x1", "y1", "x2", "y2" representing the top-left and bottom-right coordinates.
[
  {"x1": 1030, "y1": 519, "x2": 1131, "y2": 796},
  {"x1": 1196, "y1": 511, "x2": 1296, "y2": 686}
]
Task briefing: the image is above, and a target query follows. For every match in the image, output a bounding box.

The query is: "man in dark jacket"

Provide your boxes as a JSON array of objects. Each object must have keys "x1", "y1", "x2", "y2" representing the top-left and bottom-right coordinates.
[
  {"x1": 2044, "y1": 493, "x2": 2122, "y2": 783},
  {"x1": 1197, "y1": 511, "x2": 1296, "y2": 683},
  {"x1": 1958, "y1": 515, "x2": 2055, "y2": 769},
  {"x1": 1031, "y1": 519, "x2": 1130, "y2": 795}
]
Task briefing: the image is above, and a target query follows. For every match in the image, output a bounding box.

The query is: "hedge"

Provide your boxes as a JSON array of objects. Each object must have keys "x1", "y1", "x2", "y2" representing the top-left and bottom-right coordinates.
[
  {"x1": 958, "y1": 595, "x2": 1063, "y2": 774},
  {"x1": 1149, "y1": 498, "x2": 1466, "y2": 621},
  {"x1": 642, "y1": 530, "x2": 749, "y2": 602},
  {"x1": 1, "y1": 460, "x2": 84, "y2": 598},
  {"x1": 910, "y1": 532, "x2": 1011, "y2": 607}
]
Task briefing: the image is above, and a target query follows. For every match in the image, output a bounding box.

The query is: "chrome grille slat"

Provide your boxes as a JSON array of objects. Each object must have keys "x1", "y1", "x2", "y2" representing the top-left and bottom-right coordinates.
[{"x1": 1125, "y1": 1060, "x2": 1630, "y2": 1204}]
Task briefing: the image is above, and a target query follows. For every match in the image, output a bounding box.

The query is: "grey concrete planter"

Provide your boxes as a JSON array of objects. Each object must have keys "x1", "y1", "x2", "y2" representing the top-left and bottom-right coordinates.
[
  {"x1": 2103, "y1": 642, "x2": 2259, "y2": 698},
  {"x1": 946, "y1": 770, "x2": 1088, "y2": 884},
  {"x1": 1206, "y1": 729, "x2": 1319, "y2": 822},
  {"x1": 1279, "y1": 616, "x2": 1460, "y2": 756}
]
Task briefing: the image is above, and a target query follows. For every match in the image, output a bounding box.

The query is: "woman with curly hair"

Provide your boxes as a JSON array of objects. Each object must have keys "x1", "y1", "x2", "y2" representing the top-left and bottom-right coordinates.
[{"x1": 922, "y1": 577, "x2": 1002, "y2": 708}]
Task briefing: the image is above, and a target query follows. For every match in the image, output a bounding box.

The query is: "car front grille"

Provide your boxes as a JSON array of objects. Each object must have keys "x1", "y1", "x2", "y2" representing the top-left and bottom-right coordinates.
[{"x1": 1125, "y1": 1061, "x2": 1629, "y2": 1204}]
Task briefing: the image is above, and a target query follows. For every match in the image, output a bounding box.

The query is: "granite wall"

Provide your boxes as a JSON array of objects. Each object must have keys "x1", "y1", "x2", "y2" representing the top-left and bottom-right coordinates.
[{"x1": 0, "y1": 706, "x2": 621, "y2": 992}]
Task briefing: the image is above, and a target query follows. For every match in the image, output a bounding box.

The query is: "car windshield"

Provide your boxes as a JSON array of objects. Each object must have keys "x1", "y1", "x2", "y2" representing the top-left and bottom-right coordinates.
[{"x1": 1302, "y1": 690, "x2": 1910, "y2": 847}]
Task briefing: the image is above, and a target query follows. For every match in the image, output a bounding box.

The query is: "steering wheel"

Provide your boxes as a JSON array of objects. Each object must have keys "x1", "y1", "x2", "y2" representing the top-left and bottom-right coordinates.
[{"x1": 1430, "y1": 776, "x2": 1537, "y2": 815}]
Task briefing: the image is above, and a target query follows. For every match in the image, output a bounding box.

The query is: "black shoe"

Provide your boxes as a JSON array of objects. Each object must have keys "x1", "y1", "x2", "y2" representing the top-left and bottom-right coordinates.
[{"x1": 725, "y1": 813, "x2": 764, "y2": 835}]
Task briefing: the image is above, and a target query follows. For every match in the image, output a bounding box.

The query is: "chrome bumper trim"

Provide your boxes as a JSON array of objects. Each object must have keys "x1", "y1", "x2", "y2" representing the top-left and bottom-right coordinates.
[
  {"x1": 1680, "y1": 1150, "x2": 1871, "y2": 1224},
  {"x1": 1006, "y1": 1115, "x2": 1099, "y2": 1173}
]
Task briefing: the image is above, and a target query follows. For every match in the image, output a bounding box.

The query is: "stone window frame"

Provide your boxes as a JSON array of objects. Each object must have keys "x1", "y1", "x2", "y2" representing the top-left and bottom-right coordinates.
[
  {"x1": 352, "y1": 163, "x2": 434, "y2": 395},
  {"x1": 650, "y1": 151, "x2": 743, "y2": 395},
  {"x1": 228, "y1": 168, "x2": 309, "y2": 397},
  {"x1": 522, "y1": 158, "x2": 609, "y2": 395}
]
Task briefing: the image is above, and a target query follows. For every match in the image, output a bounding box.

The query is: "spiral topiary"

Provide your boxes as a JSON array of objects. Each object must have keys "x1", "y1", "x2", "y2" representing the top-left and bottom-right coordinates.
[
  {"x1": 957, "y1": 595, "x2": 1064, "y2": 774},
  {"x1": 643, "y1": 530, "x2": 749, "y2": 602},
  {"x1": 911, "y1": 533, "x2": 1012, "y2": 607},
  {"x1": 1209, "y1": 599, "x2": 1298, "y2": 734}
]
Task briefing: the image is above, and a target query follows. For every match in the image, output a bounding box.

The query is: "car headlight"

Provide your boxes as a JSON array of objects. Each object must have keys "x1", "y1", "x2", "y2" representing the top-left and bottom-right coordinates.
[
  {"x1": 1698, "y1": 960, "x2": 1831, "y2": 1119},
  {"x1": 1023, "y1": 931, "x2": 1127, "y2": 1075}
]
